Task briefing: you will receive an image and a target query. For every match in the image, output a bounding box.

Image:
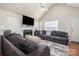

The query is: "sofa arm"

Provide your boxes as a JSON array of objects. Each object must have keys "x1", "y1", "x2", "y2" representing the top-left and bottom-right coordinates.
[
  {"x1": 65, "y1": 35, "x2": 68, "y2": 38},
  {"x1": 1, "y1": 36, "x2": 26, "y2": 56},
  {"x1": 27, "y1": 45, "x2": 50, "y2": 56}
]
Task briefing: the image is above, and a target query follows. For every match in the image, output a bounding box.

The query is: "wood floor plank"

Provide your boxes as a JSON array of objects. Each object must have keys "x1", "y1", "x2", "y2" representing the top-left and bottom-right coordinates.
[{"x1": 68, "y1": 41, "x2": 79, "y2": 56}]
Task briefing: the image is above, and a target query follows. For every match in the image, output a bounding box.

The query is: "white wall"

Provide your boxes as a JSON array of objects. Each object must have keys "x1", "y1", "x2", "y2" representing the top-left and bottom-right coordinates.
[
  {"x1": 40, "y1": 4, "x2": 79, "y2": 41},
  {"x1": 0, "y1": 9, "x2": 22, "y2": 34},
  {"x1": 0, "y1": 9, "x2": 38, "y2": 35}
]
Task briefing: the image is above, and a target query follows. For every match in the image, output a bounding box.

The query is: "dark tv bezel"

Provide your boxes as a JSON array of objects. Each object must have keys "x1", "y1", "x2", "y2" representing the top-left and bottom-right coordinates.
[{"x1": 22, "y1": 15, "x2": 34, "y2": 26}]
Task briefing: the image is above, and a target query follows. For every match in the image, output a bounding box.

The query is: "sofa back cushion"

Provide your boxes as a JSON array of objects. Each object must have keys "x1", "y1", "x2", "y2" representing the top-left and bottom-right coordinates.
[
  {"x1": 51, "y1": 31, "x2": 68, "y2": 38},
  {"x1": 6, "y1": 33, "x2": 37, "y2": 54},
  {"x1": 34, "y1": 30, "x2": 47, "y2": 36},
  {"x1": 34, "y1": 30, "x2": 41, "y2": 36},
  {"x1": 42, "y1": 30, "x2": 46, "y2": 35}
]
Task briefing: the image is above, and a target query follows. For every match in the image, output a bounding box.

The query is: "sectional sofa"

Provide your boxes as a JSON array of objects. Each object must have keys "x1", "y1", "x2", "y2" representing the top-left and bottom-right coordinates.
[
  {"x1": 34, "y1": 30, "x2": 69, "y2": 45},
  {"x1": 0, "y1": 30, "x2": 69, "y2": 56}
]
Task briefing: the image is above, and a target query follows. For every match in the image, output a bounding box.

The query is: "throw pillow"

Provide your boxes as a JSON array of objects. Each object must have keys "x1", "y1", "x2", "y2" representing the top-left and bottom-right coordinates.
[
  {"x1": 25, "y1": 35, "x2": 42, "y2": 44},
  {"x1": 46, "y1": 30, "x2": 51, "y2": 36}
]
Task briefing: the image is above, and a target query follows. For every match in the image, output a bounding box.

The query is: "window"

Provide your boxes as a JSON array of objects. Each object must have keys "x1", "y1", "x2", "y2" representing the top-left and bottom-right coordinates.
[{"x1": 45, "y1": 21, "x2": 58, "y2": 31}]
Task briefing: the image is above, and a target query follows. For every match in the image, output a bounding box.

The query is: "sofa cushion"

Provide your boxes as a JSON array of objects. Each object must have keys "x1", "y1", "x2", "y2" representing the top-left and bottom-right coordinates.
[
  {"x1": 42, "y1": 30, "x2": 46, "y2": 35},
  {"x1": 50, "y1": 36, "x2": 68, "y2": 45},
  {"x1": 6, "y1": 33, "x2": 37, "y2": 54},
  {"x1": 51, "y1": 31, "x2": 68, "y2": 38},
  {"x1": 34, "y1": 30, "x2": 41, "y2": 36}
]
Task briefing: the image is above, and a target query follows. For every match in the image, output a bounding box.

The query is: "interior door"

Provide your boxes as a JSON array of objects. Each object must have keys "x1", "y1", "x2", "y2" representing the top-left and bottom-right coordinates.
[{"x1": 71, "y1": 18, "x2": 79, "y2": 42}]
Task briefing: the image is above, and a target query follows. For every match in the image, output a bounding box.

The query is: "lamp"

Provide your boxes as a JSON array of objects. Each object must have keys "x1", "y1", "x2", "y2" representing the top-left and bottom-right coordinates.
[{"x1": 0, "y1": 25, "x2": 4, "y2": 35}]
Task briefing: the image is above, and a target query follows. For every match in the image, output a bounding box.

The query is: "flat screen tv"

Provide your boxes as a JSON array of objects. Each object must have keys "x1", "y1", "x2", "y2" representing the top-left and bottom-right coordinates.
[{"x1": 22, "y1": 15, "x2": 34, "y2": 26}]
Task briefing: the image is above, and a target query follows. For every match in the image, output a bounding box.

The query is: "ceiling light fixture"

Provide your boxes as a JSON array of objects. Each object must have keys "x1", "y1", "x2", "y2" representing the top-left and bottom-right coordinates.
[{"x1": 40, "y1": 3, "x2": 48, "y2": 11}]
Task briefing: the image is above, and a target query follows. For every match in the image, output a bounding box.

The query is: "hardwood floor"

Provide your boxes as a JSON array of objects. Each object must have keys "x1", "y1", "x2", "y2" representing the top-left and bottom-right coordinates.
[{"x1": 68, "y1": 41, "x2": 79, "y2": 56}]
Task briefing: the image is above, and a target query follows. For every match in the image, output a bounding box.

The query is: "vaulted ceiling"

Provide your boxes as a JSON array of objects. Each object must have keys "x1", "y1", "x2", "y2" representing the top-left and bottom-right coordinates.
[
  {"x1": 0, "y1": 3, "x2": 79, "y2": 20},
  {"x1": 0, "y1": 3, "x2": 54, "y2": 20}
]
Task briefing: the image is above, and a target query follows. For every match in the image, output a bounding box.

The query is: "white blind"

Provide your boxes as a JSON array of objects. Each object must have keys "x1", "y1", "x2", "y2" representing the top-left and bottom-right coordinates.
[{"x1": 45, "y1": 21, "x2": 58, "y2": 31}]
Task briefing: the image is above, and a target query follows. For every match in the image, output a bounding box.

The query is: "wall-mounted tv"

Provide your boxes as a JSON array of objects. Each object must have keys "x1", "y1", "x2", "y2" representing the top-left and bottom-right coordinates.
[{"x1": 22, "y1": 15, "x2": 34, "y2": 26}]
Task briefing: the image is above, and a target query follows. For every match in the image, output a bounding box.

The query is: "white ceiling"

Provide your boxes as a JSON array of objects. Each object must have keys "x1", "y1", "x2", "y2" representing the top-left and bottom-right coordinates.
[
  {"x1": 0, "y1": 3, "x2": 54, "y2": 20},
  {"x1": 0, "y1": 3, "x2": 79, "y2": 20},
  {"x1": 64, "y1": 3, "x2": 79, "y2": 8}
]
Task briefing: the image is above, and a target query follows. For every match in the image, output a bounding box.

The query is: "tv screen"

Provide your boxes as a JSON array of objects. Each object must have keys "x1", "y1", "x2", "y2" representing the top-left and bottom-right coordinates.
[{"x1": 23, "y1": 15, "x2": 34, "y2": 26}]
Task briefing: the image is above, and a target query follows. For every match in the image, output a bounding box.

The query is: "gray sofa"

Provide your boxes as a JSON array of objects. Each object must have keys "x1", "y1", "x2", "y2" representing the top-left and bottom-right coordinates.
[
  {"x1": 34, "y1": 30, "x2": 69, "y2": 45},
  {"x1": 1, "y1": 30, "x2": 50, "y2": 56}
]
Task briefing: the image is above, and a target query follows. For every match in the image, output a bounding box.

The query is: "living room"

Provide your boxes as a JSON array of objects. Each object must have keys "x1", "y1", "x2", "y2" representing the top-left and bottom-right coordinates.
[{"x1": 0, "y1": 3, "x2": 79, "y2": 56}]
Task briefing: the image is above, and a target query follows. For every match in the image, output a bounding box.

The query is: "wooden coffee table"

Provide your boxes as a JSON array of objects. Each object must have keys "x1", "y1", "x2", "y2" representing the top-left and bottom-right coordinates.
[{"x1": 68, "y1": 41, "x2": 79, "y2": 56}]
